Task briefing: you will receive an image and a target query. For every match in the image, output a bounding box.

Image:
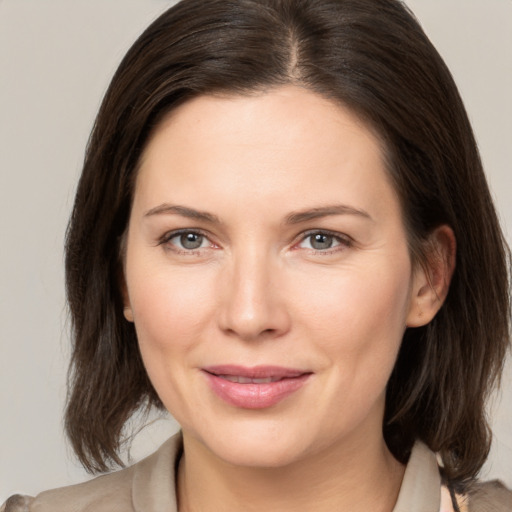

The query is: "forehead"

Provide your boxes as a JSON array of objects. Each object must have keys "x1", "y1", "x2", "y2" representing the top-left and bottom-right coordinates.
[
  {"x1": 144, "y1": 87, "x2": 383, "y2": 156},
  {"x1": 134, "y1": 86, "x2": 400, "y2": 223}
]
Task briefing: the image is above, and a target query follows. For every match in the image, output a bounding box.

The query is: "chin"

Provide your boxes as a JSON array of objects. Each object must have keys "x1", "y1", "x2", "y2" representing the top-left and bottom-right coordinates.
[
  {"x1": 186, "y1": 417, "x2": 323, "y2": 469},
  {"x1": 213, "y1": 438, "x2": 307, "y2": 469}
]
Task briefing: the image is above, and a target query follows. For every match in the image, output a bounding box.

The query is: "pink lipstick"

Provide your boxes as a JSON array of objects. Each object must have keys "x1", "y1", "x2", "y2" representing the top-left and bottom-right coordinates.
[{"x1": 202, "y1": 365, "x2": 312, "y2": 409}]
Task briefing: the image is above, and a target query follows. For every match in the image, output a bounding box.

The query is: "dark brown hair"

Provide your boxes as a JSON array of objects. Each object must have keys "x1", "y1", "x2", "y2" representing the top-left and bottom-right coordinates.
[{"x1": 65, "y1": 0, "x2": 511, "y2": 485}]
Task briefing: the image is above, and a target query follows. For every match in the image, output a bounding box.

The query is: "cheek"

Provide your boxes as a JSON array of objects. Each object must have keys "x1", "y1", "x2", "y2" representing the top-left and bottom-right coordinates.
[
  {"x1": 299, "y1": 261, "x2": 410, "y2": 331},
  {"x1": 349, "y1": 270, "x2": 411, "y2": 342},
  {"x1": 127, "y1": 262, "x2": 218, "y2": 365},
  {"x1": 127, "y1": 266, "x2": 219, "y2": 421},
  {"x1": 292, "y1": 259, "x2": 412, "y2": 378}
]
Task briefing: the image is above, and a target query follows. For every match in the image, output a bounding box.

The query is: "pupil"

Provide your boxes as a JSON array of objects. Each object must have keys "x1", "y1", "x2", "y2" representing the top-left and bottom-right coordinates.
[
  {"x1": 312, "y1": 234, "x2": 332, "y2": 250},
  {"x1": 181, "y1": 233, "x2": 203, "y2": 249}
]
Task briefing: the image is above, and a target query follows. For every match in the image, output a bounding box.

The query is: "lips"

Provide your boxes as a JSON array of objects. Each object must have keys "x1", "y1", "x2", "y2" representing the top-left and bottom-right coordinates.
[
  {"x1": 215, "y1": 375, "x2": 284, "y2": 384},
  {"x1": 202, "y1": 365, "x2": 312, "y2": 409}
]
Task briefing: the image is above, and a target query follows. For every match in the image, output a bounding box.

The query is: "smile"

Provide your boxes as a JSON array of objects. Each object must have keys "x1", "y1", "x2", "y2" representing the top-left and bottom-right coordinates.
[
  {"x1": 202, "y1": 365, "x2": 312, "y2": 409},
  {"x1": 215, "y1": 375, "x2": 283, "y2": 384}
]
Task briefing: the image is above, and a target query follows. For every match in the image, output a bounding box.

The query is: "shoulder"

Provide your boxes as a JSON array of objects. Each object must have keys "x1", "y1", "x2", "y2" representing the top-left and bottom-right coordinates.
[
  {"x1": 445, "y1": 480, "x2": 512, "y2": 512},
  {"x1": 1, "y1": 464, "x2": 136, "y2": 512},
  {"x1": 466, "y1": 480, "x2": 512, "y2": 512},
  {"x1": 1, "y1": 434, "x2": 182, "y2": 512},
  {"x1": 1, "y1": 495, "x2": 33, "y2": 512}
]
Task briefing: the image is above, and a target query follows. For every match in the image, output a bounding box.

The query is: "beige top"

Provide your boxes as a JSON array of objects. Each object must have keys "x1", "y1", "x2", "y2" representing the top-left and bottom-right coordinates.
[{"x1": 2, "y1": 434, "x2": 511, "y2": 512}]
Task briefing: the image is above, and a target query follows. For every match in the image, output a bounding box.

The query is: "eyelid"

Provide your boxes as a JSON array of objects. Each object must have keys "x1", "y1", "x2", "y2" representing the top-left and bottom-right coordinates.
[
  {"x1": 293, "y1": 229, "x2": 354, "y2": 252},
  {"x1": 157, "y1": 227, "x2": 352, "y2": 254},
  {"x1": 159, "y1": 228, "x2": 217, "y2": 251}
]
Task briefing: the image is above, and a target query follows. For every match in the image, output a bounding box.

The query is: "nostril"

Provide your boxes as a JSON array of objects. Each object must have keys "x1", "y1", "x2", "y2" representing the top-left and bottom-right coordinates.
[
  {"x1": 216, "y1": 267, "x2": 291, "y2": 340},
  {"x1": 222, "y1": 326, "x2": 278, "y2": 341}
]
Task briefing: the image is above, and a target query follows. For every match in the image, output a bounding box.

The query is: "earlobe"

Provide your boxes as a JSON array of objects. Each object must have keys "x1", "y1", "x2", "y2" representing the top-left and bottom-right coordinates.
[
  {"x1": 406, "y1": 225, "x2": 456, "y2": 328},
  {"x1": 123, "y1": 305, "x2": 134, "y2": 322},
  {"x1": 118, "y1": 267, "x2": 135, "y2": 323}
]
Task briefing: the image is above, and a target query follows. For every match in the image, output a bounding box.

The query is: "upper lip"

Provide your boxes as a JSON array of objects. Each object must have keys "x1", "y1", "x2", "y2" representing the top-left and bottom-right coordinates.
[{"x1": 202, "y1": 365, "x2": 311, "y2": 379}]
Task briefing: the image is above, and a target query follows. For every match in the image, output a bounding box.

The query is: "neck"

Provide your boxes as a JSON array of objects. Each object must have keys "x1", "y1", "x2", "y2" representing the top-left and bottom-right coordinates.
[{"x1": 177, "y1": 432, "x2": 405, "y2": 512}]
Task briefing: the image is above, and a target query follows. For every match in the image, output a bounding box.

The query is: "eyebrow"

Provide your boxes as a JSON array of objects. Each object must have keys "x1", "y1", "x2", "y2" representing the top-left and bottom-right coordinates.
[
  {"x1": 285, "y1": 205, "x2": 373, "y2": 224},
  {"x1": 144, "y1": 204, "x2": 221, "y2": 224},
  {"x1": 144, "y1": 203, "x2": 372, "y2": 225}
]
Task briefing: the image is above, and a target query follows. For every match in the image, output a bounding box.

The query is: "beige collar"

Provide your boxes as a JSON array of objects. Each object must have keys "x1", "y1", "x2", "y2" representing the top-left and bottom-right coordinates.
[
  {"x1": 132, "y1": 434, "x2": 440, "y2": 512},
  {"x1": 393, "y1": 441, "x2": 441, "y2": 511}
]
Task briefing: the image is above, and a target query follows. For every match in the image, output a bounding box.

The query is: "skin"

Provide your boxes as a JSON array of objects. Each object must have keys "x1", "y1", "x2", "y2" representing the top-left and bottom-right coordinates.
[{"x1": 123, "y1": 86, "x2": 454, "y2": 512}]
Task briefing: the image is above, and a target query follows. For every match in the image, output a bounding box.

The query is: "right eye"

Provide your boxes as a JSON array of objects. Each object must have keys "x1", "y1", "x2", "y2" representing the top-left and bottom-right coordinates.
[{"x1": 163, "y1": 230, "x2": 212, "y2": 252}]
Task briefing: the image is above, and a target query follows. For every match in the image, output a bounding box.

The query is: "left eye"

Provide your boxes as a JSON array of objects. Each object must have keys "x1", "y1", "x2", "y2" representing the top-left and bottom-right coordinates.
[
  {"x1": 298, "y1": 232, "x2": 344, "y2": 251},
  {"x1": 167, "y1": 232, "x2": 210, "y2": 250}
]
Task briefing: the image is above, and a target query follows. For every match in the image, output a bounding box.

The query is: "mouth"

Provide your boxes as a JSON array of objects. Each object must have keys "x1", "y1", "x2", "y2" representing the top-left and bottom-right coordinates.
[
  {"x1": 212, "y1": 375, "x2": 288, "y2": 384},
  {"x1": 202, "y1": 365, "x2": 312, "y2": 409}
]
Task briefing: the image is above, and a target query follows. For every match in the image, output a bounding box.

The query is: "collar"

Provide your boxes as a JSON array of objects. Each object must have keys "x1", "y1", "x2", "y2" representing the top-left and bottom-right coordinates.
[
  {"x1": 393, "y1": 441, "x2": 441, "y2": 511},
  {"x1": 132, "y1": 434, "x2": 183, "y2": 511},
  {"x1": 131, "y1": 434, "x2": 440, "y2": 512}
]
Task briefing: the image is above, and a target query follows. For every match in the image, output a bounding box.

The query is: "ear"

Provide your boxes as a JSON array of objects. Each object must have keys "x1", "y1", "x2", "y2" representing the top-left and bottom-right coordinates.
[
  {"x1": 123, "y1": 304, "x2": 134, "y2": 323},
  {"x1": 406, "y1": 225, "x2": 456, "y2": 328},
  {"x1": 118, "y1": 267, "x2": 134, "y2": 323}
]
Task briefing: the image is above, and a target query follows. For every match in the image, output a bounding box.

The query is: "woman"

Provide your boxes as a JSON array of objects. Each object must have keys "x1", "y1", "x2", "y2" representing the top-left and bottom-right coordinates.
[{"x1": 3, "y1": 0, "x2": 511, "y2": 510}]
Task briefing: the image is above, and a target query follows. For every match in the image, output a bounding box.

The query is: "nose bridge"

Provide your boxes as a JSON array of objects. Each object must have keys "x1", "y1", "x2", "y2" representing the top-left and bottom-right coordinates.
[{"x1": 218, "y1": 243, "x2": 289, "y2": 340}]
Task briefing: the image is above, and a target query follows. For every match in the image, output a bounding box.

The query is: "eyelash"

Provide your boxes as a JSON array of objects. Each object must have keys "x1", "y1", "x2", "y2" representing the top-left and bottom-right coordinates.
[
  {"x1": 159, "y1": 229, "x2": 214, "y2": 254},
  {"x1": 295, "y1": 230, "x2": 353, "y2": 254},
  {"x1": 158, "y1": 229, "x2": 353, "y2": 255}
]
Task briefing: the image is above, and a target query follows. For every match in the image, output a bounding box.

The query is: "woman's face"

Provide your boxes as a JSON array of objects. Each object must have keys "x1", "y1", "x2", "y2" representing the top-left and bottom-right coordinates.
[{"x1": 123, "y1": 86, "x2": 428, "y2": 467}]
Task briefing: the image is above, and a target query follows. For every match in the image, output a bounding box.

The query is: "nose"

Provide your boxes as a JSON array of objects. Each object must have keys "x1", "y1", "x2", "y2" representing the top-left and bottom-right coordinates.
[{"x1": 217, "y1": 251, "x2": 291, "y2": 341}]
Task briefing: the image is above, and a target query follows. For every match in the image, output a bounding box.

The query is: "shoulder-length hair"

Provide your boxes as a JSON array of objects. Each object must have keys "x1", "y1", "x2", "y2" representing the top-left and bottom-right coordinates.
[{"x1": 65, "y1": 0, "x2": 511, "y2": 485}]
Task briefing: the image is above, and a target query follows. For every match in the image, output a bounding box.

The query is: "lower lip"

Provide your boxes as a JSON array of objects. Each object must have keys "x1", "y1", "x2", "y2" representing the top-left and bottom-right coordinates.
[{"x1": 203, "y1": 372, "x2": 311, "y2": 409}]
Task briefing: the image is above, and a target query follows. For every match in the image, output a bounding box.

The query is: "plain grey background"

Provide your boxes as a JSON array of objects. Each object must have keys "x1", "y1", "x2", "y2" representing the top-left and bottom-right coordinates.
[{"x1": 1, "y1": 0, "x2": 511, "y2": 501}]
